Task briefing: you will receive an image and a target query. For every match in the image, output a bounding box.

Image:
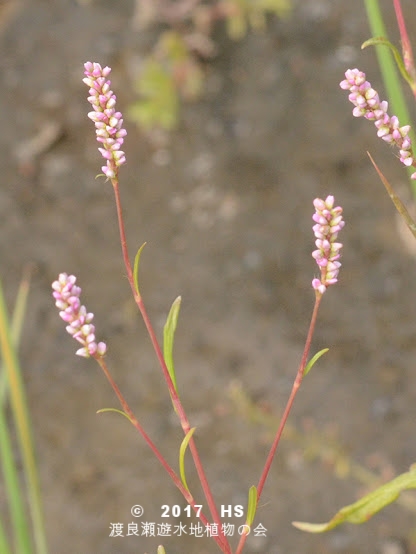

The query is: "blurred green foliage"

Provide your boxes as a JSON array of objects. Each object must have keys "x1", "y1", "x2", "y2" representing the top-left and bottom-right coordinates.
[
  {"x1": 0, "y1": 270, "x2": 48, "y2": 554},
  {"x1": 225, "y1": 0, "x2": 291, "y2": 39},
  {"x1": 129, "y1": 0, "x2": 291, "y2": 134},
  {"x1": 128, "y1": 32, "x2": 203, "y2": 131}
]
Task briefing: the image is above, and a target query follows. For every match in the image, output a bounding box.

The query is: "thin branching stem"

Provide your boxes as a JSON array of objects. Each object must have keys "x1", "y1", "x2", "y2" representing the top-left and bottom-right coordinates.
[{"x1": 111, "y1": 177, "x2": 231, "y2": 553}]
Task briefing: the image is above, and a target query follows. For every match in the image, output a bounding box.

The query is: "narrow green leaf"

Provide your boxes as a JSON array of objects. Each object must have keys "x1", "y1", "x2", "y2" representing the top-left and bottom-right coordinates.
[
  {"x1": 293, "y1": 463, "x2": 416, "y2": 533},
  {"x1": 96, "y1": 408, "x2": 134, "y2": 424},
  {"x1": 361, "y1": 37, "x2": 412, "y2": 86},
  {"x1": 0, "y1": 517, "x2": 11, "y2": 554},
  {"x1": 10, "y1": 267, "x2": 32, "y2": 353},
  {"x1": 157, "y1": 546, "x2": 166, "y2": 554},
  {"x1": 0, "y1": 277, "x2": 47, "y2": 554},
  {"x1": 133, "y1": 243, "x2": 147, "y2": 297},
  {"x1": 303, "y1": 348, "x2": 329, "y2": 377},
  {"x1": 179, "y1": 427, "x2": 196, "y2": 493},
  {"x1": 245, "y1": 485, "x2": 258, "y2": 526},
  {"x1": 163, "y1": 296, "x2": 181, "y2": 394},
  {"x1": 368, "y1": 152, "x2": 416, "y2": 240},
  {"x1": 0, "y1": 404, "x2": 31, "y2": 553},
  {"x1": 0, "y1": 270, "x2": 33, "y2": 553},
  {"x1": 1, "y1": 268, "x2": 31, "y2": 407}
]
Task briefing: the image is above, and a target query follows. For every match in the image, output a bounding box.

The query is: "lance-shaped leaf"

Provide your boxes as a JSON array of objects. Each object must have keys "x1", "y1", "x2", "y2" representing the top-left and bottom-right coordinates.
[
  {"x1": 368, "y1": 152, "x2": 416, "y2": 240},
  {"x1": 362, "y1": 37, "x2": 412, "y2": 87},
  {"x1": 133, "y1": 243, "x2": 147, "y2": 297},
  {"x1": 303, "y1": 348, "x2": 329, "y2": 377},
  {"x1": 96, "y1": 408, "x2": 134, "y2": 425},
  {"x1": 293, "y1": 463, "x2": 416, "y2": 533},
  {"x1": 179, "y1": 427, "x2": 196, "y2": 493},
  {"x1": 245, "y1": 485, "x2": 258, "y2": 527},
  {"x1": 163, "y1": 296, "x2": 181, "y2": 394}
]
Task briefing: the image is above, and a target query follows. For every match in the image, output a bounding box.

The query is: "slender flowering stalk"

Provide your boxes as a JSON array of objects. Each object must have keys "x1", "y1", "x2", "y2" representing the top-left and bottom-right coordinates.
[
  {"x1": 312, "y1": 196, "x2": 344, "y2": 295},
  {"x1": 52, "y1": 273, "x2": 107, "y2": 358},
  {"x1": 81, "y1": 63, "x2": 229, "y2": 550},
  {"x1": 236, "y1": 195, "x2": 346, "y2": 554},
  {"x1": 51, "y1": 271, "x2": 229, "y2": 552},
  {"x1": 340, "y1": 68, "x2": 416, "y2": 179},
  {"x1": 83, "y1": 62, "x2": 127, "y2": 179}
]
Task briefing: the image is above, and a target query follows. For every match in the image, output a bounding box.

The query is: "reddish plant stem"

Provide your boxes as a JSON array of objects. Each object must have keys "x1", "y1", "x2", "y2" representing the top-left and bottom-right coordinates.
[
  {"x1": 394, "y1": 0, "x2": 416, "y2": 90},
  {"x1": 110, "y1": 177, "x2": 230, "y2": 553},
  {"x1": 135, "y1": 294, "x2": 230, "y2": 553},
  {"x1": 235, "y1": 292, "x2": 323, "y2": 554},
  {"x1": 95, "y1": 356, "x2": 226, "y2": 546}
]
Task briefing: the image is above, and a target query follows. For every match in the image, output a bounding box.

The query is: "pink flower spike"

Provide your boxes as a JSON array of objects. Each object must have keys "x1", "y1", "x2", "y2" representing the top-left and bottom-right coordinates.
[
  {"x1": 83, "y1": 61, "x2": 127, "y2": 179},
  {"x1": 311, "y1": 196, "x2": 345, "y2": 295},
  {"x1": 340, "y1": 68, "x2": 415, "y2": 174},
  {"x1": 52, "y1": 273, "x2": 107, "y2": 358}
]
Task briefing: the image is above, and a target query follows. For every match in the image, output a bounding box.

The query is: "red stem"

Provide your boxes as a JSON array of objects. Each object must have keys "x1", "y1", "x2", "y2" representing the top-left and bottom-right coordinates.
[
  {"x1": 110, "y1": 177, "x2": 230, "y2": 553},
  {"x1": 394, "y1": 0, "x2": 416, "y2": 90},
  {"x1": 95, "y1": 357, "x2": 215, "y2": 524},
  {"x1": 235, "y1": 293, "x2": 323, "y2": 554}
]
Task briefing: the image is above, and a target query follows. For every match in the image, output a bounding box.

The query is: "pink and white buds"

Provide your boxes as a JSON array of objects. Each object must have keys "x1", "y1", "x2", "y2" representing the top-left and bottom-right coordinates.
[
  {"x1": 83, "y1": 62, "x2": 127, "y2": 179},
  {"x1": 52, "y1": 273, "x2": 107, "y2": 358},
  {"x1": 312, "y1": 196, "x2": 344, "y2": 294},
  {"x1": 340, "y1": 68, "x2": 416, "y2": 179}
]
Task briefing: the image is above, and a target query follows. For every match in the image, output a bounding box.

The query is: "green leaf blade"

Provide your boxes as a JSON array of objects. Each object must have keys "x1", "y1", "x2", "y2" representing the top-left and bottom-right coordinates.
[
  {"x1": 303, "y1": 348, "x2": 329, "y2": 377},
  {"x1": 0, "y1": 274, "x2": 47, "y2": 554},
  {"x1": 133, "y1": 243, "x2": 147, "y2": 297},
  {"x1": 179, "y1": 427, "x2": 196, "y2": 493},
  {"x1": 163, "y1": 296, "x2": 181, "y2": 394},
  {"x1": 293, "y1": 464, "x2": 416, "y2": 533},
  {"x1": 96, "y1": 408, "x2": 134, "y2": 424},
  {"x1": 245, "y1": 485, "x2": 258, "y2": 527},
  {"x1": 361, "y1": 37, "x2": 412, "y2": 86}
]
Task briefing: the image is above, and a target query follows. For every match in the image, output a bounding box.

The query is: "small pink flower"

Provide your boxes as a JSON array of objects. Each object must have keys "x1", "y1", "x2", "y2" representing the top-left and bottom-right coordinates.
[
  {"x1": 83, "y1": 61, "x2": 127, "y2": 179},
  {"x1": 312, "y1": 196, "x2": 344, "y2": 294},
  {"x1": 340, "y1": 68, "x2": 416, "y2": 179},
  {"x1": 52, "y1": 273, "x2": 107, "y2": 358}
]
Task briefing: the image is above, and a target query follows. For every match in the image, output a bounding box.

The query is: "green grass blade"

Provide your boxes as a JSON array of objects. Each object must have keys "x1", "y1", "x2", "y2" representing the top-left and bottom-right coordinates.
[
  {"x1": 0, "y1": 404, "x2": 32, "y2": 553},
  {"x1": 0, "y1": 278, "x2": 48, "y2": 554},
  {"x1": 10, "y1": 267, "x2": 32, "y2": 348},
  {"x1": 0, "y1": 268, "x2": 31, "y2": 408},
  {"x1": 0, "y1": 517, "x2": 12, "y2": 554},
  {"x1": 0, "y1": 269, "x2": 34, "y2": 553}
]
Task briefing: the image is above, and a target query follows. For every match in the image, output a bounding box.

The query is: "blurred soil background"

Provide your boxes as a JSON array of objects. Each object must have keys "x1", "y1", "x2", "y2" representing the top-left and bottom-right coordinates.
[{"x1": 1, "y1": 0, "x2": 416, "y2": 553}]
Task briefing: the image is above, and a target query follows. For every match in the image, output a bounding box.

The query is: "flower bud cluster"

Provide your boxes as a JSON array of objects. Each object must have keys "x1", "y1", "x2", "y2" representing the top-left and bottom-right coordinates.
[
  {"x1": 340, "y1": 68, "x2": 416, "y2": 179},
  {"x1": 52, "y1": 273, "x2": 107, "y2": 358},
  {"x1": 312, "y1": 196, "x2": 344, "y2": 294},
  {"x1": 83, "y1": 61, "x2": 127, "y2": 179}
]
